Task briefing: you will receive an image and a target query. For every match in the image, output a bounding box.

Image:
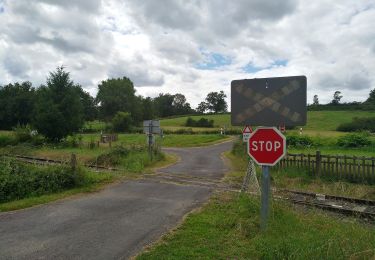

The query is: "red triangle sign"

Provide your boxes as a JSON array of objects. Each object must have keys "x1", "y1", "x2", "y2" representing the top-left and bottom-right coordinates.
[{"x1": 242, "y1": 125, "x2": 253, "y2": 134}]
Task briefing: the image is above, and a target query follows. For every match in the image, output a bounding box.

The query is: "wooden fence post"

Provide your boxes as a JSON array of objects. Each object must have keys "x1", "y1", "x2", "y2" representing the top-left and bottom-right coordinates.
[
  {"x1": 316, "y1": 151, "x2": 321, "y2": 176},
  {"x1": 70, "y1": 153, "x2": 77, "y2": 172}
]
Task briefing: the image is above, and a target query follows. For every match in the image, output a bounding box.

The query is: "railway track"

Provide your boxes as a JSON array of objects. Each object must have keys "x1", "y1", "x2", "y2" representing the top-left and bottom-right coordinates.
[
  {"x1": 1, "y1": 154, "x2": 120, "y2": 172},
  {"x1": 3, "y1": 154, "x2": 374, "y2": 220},
  {"x1": 278, "y1": 189, "x2": 375, "y2": 221}
]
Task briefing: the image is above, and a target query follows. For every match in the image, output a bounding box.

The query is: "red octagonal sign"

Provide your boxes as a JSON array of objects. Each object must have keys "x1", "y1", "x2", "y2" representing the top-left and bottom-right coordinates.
[{"x1": 248, "y1": 127, "x2": 286, "y2": 166}]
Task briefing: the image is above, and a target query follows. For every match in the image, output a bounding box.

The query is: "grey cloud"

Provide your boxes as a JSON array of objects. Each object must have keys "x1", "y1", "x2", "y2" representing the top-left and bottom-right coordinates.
[
  {"x1": 207, "y1": 0, "x2": 297, "y2": 36},
  {"x1": 109, "y1": 61, "x2": 164, "y2": 87},
  {"x1": 16, "y1": 0, "x2": 101, "y2": 14},
  {"x1": 316, "y1": 72, "x2": 371, "y2": 91},
  {"x1": 3, "y1": 53, "x2": 30, "y2": 77},
  {"x1": 2, "y1": 1, "x2": 113, "y2": 55},
  {"x1": 127, "y1": 0, "x2": 200, "y2": 31}
]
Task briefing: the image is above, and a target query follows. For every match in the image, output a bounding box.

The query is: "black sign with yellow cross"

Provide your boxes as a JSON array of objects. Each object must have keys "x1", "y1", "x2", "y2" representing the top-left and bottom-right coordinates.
[{"x1": 231, "y1": 76, "x2": 307, "y2": 126}]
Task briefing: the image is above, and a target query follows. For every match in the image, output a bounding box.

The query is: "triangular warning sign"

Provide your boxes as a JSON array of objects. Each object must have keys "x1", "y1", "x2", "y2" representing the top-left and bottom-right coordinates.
[{"x1": 242, "y1": 125, "x2": 253, "y2": 134}]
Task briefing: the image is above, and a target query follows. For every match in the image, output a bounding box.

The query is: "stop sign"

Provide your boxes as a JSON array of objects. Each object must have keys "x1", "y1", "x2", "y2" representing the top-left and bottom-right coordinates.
[{"x1": 248, "y1": 127, "x2": 286, "y2": 166}]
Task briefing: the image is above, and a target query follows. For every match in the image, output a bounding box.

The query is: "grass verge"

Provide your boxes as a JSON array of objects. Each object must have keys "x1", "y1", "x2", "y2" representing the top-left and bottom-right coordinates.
[
  {"x1": 0, "y1": 152, "x2": 176, "y2": 212},
  {"x1": 0, "y1": 170, "x2": 116, "y2": 212},
  {"x1": 137, "y1": 148, "x2": 375, "y2": 259},
  {"x1": 138, "y1": 192, "x2": 375, "y2": 259}
]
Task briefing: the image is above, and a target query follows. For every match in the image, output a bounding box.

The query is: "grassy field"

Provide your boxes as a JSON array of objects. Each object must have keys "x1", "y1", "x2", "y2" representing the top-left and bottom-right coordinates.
[{"x1": 160, "y1": 111, "x2": 375, "y2": 132}]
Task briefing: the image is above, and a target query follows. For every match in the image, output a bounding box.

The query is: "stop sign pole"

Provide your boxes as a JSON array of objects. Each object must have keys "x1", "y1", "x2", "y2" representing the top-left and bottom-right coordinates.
[{"x1": 247, "y1": 127, "x2": 286, "y2": 230}]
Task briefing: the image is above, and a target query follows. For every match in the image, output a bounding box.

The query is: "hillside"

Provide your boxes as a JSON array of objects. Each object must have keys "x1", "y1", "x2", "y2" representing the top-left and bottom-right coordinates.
[{"x1": 160, "y1": 111, "x2": 375, "y2": 131}]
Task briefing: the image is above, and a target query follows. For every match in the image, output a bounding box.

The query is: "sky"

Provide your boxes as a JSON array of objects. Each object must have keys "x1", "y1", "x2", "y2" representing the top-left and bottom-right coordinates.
[{"x1": 0, "y1": 0, "x2": 374, "y2": 108}]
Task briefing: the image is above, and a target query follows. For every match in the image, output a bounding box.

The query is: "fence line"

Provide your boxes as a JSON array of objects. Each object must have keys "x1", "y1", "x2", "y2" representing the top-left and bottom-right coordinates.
[{"x1": 278, "y1": 151, "x2": 375, "y2": 184}]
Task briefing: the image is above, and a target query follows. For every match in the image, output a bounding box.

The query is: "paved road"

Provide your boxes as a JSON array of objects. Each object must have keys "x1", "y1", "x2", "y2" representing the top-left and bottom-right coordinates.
[{"x1": 0, "y1": 140, "x2": 233, "y2": 260}]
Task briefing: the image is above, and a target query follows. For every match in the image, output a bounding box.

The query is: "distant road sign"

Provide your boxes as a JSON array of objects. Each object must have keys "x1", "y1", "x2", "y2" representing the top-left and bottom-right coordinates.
[
  {"x1": 143, "y1": 120, "x2": 161, "y2": 134},
  {"x1": 231, "y1": 76, "x2": 307, "y2": 126},
  {"x1": 247, "y1": 127, "x2": 286, "y2": 166},
  {"x1": 242, "y1": 125, "x2": 253, "y2": 142}
]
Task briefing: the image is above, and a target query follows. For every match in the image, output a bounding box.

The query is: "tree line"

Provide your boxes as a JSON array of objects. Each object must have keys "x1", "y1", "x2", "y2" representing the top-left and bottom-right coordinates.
[
  {"x1": 0, "y1": 67, "x2": 228, "y2": 140},
  {"x1": 309, "y1": 90, "x2": 375, "y2": 111}
]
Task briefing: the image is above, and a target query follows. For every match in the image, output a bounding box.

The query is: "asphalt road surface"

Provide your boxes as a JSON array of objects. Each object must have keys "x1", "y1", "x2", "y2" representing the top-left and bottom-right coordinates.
[{"x1": 0, "y1": 140, "x2": 233, "y2": 260}]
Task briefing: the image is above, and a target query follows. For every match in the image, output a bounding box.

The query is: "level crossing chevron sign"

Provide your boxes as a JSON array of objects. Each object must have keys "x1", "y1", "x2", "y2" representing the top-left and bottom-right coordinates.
[{"x1": 231, "y1": 76, "x2": 307, "y2": 126}]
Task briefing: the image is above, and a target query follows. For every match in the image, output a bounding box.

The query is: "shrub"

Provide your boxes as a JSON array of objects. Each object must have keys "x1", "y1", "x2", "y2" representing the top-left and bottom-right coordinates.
[
  {"x1": 0, "y1": 159, "x2": 84, "y2": 203},
  {"x1": 337, "y1": 117, "x2": 375, "y2": 132},
  {"x1": 185, "y1": 117, "x2": 214, "y2": 127},
  {"x1": 13, "y1": 124, "x2": 33, "y2": 142},
  {"x1": 0, "y1": 135, "x2": 16, "y2": 147},
  {"x1": 336, "y1": 133, "x2": 371, "y2": 148},
  {"x1": 95, "y1": 145, "x2": 132, "y2": 167},
  {"x1": 112, "y1": 111, "x2": 133, "y2": 132},
  {"x1": 286, "y1": 134, "x2": 314, "y2": 148}
]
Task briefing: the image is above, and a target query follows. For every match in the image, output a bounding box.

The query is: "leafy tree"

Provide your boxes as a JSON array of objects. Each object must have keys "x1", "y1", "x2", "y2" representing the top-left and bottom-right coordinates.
[
  {"x1": 365, "y1": 88, "x2": 375, "y2": 105},
  {"x1": 205, "y1": 91, "x2": 227, "y2": 113},
  {"x1": 196, "y1": 101, "x2": 208, "y2": 114},
  {"x1": 153, "y1": 93, "x2": 175, "y2": 117},
  {"x1": 33, "y1": 67, "x2": 84, "y2": 141},
  {"x1": 142, "y1": 97, "x2": 154, "y2": 120},
  {"x1": 0, "y1": 82, "x2": 35, "y2": 129},
  {"x1": 331, "y1": 91, "x2": 343, "y2": 105},
  {"x1": 96, "y1": 77, "x2": 137, "y2": 121},
  {"x1": 77, "y1": 87, "x2": 98, "y2": 121},
  {"x1": 112, "y1": 111, "x2": 133, "y2": 132},
  {"x1": 313, "y1": 95, "x2": 319, "y2": 105},
  {"x1": 172, "y1": 93, "x2": 193, "y2": 115}
]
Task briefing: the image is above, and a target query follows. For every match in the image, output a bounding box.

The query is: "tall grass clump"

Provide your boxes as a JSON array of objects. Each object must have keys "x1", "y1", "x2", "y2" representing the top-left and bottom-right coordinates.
[
  {"x1": 336, "y1": 132, "x2": 371, "y2": 148},
  {"x1": 0, "y1": 159, "x2": 85, "y2": 203}
]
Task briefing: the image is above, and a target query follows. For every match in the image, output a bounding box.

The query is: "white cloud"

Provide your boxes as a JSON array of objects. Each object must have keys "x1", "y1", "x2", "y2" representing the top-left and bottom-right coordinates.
[{"x1": 0, "y1": 0, "x2": 374, "y2": 108}]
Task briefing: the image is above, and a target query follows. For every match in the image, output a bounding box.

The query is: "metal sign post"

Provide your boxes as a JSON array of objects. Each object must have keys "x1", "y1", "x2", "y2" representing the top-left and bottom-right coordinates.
[
  {"x1": 247, "y1": 127, "x2": 286, "y2": 231},
  {"x1": 260, "y1": 165, "x2": 270, "y2": 230},
  {"x1": 143, "y1": 120, "x2": 161, "y2": 161}
]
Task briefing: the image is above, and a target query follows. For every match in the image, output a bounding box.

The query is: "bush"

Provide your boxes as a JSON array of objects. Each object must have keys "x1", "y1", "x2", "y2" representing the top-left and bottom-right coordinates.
[
  {"x1": 185, "y1": 117, "x2": 214, "y2": 127},
  {"x1": 0, "y1": 135, "x2": 16, "y2": 147},
  {"x1": 13, "y1": 124, "x2": 33, "y2": 143},
  {"x1": 336, "y1": 133, "x2": 371, "y2": 148},
  {"x1": 112, "y1": 111, "x2": 133, "y2": 132},
  {"x1": 286, "y1": 134, "x2": 314, "y2": 148},
  {"x1": 95, "y1": 145, "x2": 131, "y2": 167},
  {"x1": 337, "y1": 117, "x2": 375, "y2": 132},
  {"x1": 0, "y1": 159, "x2": 84, "y2": 203}
]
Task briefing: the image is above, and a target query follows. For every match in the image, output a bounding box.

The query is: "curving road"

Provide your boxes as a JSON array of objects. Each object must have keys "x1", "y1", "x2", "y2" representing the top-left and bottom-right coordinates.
[{"x1": 0, "y1": 140, "x2": 233, "y2": 260}]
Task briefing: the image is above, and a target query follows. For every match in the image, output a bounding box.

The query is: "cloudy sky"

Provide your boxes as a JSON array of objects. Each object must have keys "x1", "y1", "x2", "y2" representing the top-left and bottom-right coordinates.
[{"x1": 0, "y1": 0, "x2": 374, "y2": 108}]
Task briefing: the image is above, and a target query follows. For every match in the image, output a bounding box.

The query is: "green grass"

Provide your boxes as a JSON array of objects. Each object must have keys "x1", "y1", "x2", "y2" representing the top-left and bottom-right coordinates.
[
  {"x1": 138, "y1": 192, "x2": 375, "y2": 259},
  {"x1": 161, "y1": 134, "x2": 229, "y2": 147},
  {"x1": 161, "y1": 114, "x2": 230, "y2": 128},
  {"x1": 160, "y1": 111, "x2": 375, "y2": 132},
  {"x1": 138, "y1": 145, "x2": 375, "y2": 259},
  {"x1": 229, "y1": 139, "x2": 375, "y2": 199},
  {"x1": 0, "y1": 170, "x2": 116, "y2": 212},
  {"x1": 83, "y1": 120, "x2": 107, "y2": 131}
]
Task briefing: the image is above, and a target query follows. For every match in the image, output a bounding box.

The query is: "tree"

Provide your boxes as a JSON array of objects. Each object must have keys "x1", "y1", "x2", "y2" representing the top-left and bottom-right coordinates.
[
  {"x1": 112, "y1": 111, "x2": 133, "y2": 132},
  {"x1": 33, "y1": 67, "x2": 84, "y2": 141},
  {"x1": 313, "y1": 95, "x2": 319, "y2": 105},
  {"x1": 77, "y1": 87, "x2": 98, "y2": 121},
  {"x1": 196, "y1": 101, "x2": 208, "y2": 114},
  {"x1": 331, "y1": 91, "x2": 343, "y2": 105},
  {"x1": 0, "y1": 82, "x2": 35, "y2": 130},
  {"x1": 205, "y1": 91, "x2": 227, "y2": 113},
  {"x1": 142, "y1": 97, "x2": 154, "y2": 120},
  {"x1": 172, "y1": 93, "x2": 193, "y2": 115},
  {"x1": 153, "y1": 93, "x2": 175, "y2": 117},
  {"x1": 365, "y1": 88, "x2": 375, "y2": 105},
  {"x1": 96, "y1": 77, "x2": 137, "y2": 122}
]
